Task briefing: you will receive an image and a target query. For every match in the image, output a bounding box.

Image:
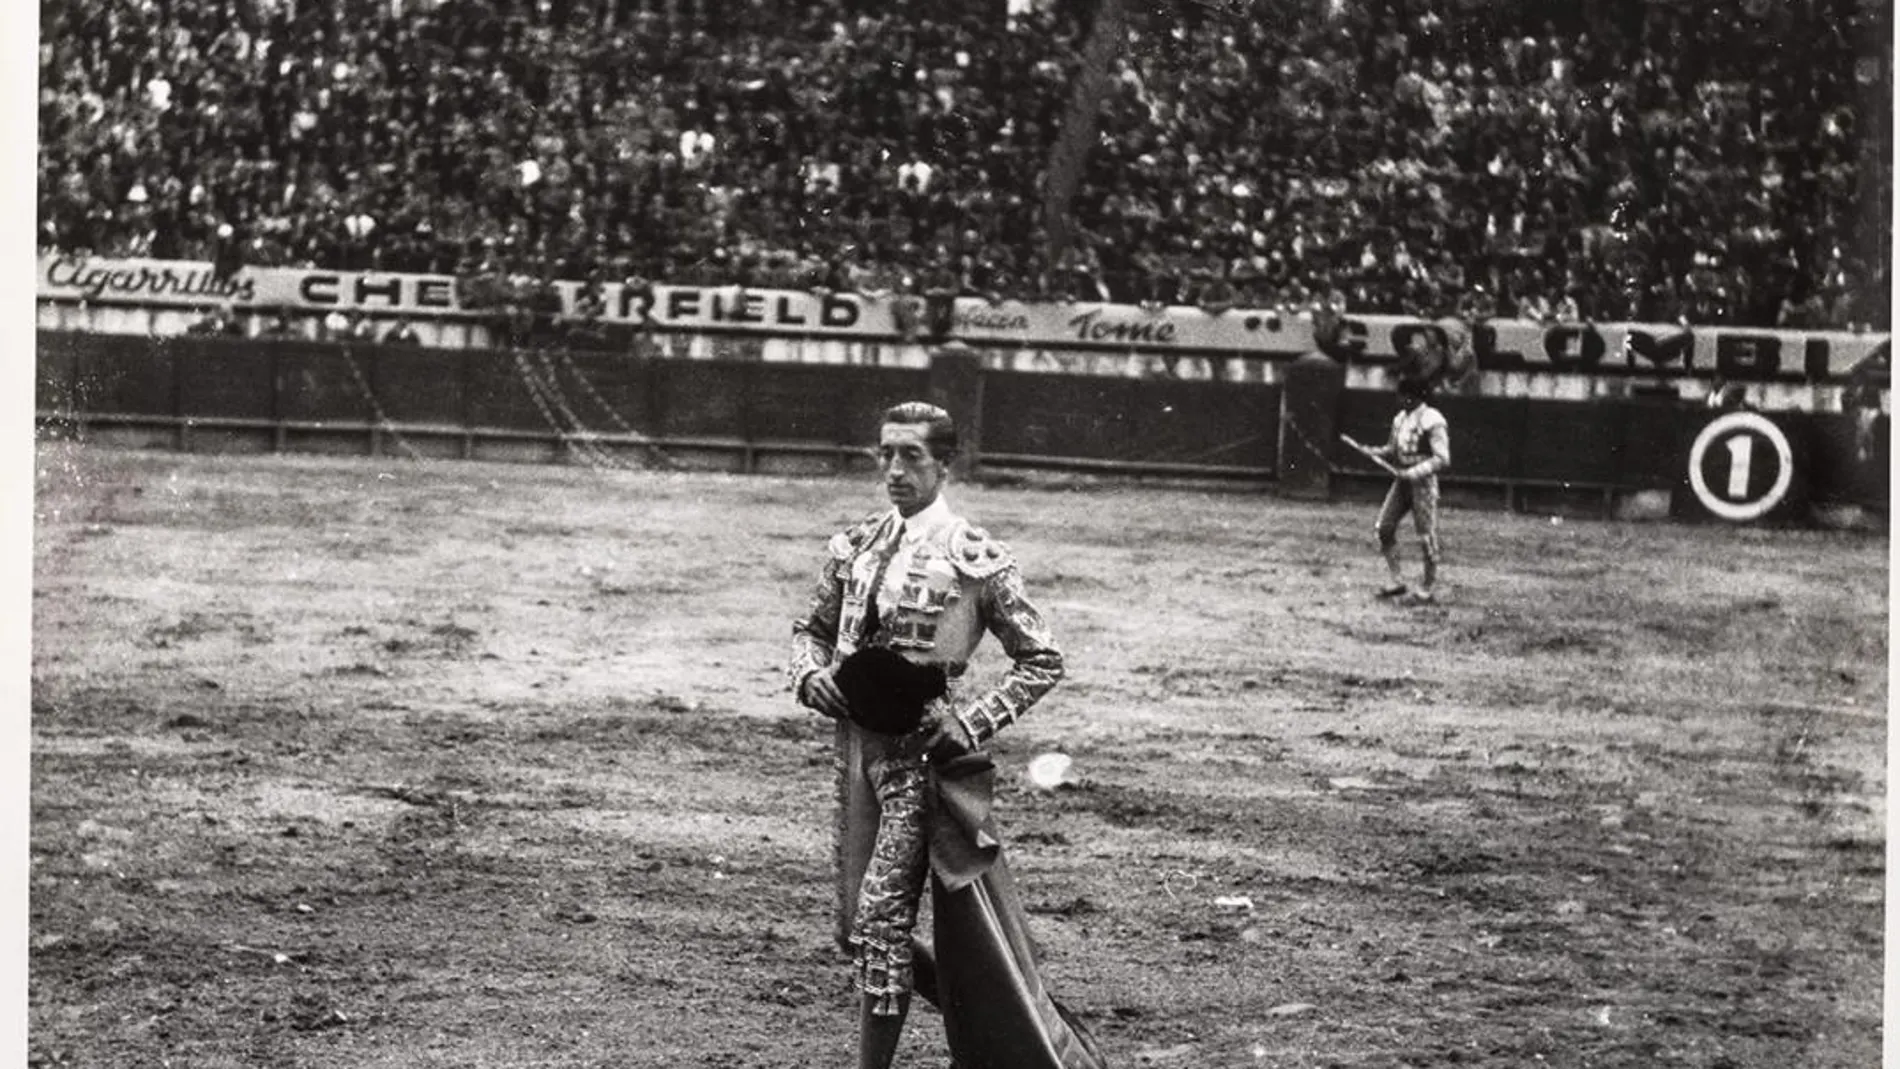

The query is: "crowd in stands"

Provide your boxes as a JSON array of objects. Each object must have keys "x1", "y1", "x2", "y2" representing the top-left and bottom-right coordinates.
[
  {"x1": 186, "y1": 301, "x2": 427, "y2": 345},
  {"x1": 39, "y1": 0, "x2": 1892, "y2": 331}
]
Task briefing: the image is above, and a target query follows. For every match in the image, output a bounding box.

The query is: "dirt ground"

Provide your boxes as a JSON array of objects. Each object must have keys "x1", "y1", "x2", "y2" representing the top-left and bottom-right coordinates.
[{"x1": 27, "y1": 441, "x2": 1887, "y2": 1068}]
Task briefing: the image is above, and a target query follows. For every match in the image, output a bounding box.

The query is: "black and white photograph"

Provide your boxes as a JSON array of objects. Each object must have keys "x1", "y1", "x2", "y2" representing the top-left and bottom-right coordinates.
[{"x1": 25, "y1": 0, "x2": 1891, "y2": 1065}]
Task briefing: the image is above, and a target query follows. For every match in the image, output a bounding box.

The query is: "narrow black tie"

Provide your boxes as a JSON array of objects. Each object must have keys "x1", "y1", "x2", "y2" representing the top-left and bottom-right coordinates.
[{"x1": 860, "y1": 520, "x2": 904, "y2": 644}]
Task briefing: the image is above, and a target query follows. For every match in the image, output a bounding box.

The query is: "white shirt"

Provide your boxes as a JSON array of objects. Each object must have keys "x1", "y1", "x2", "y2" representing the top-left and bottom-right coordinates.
[{"x1": 874, "y1": 495, "x2": 954, "y2": 615}]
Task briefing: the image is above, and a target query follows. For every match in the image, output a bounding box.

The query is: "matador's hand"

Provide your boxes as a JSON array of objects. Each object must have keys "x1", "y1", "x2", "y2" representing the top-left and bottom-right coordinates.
[
  {"x1": 801, "y1": 668, "x2": 850, "y2": 720},
  {"x1": 921, "y1": 716, "x2": 977, "y2": 763}
]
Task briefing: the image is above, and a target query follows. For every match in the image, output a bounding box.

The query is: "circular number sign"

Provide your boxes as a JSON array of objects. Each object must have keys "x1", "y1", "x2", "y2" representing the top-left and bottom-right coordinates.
[{"x1": 1687, "y1": 412, "x2": 1795, "y2": 522}]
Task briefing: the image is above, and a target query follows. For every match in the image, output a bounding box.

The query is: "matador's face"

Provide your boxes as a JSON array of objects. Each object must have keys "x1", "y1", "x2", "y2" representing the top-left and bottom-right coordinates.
[{"x1": 878, "y1": 422, "x2": 948, "y2": 518}]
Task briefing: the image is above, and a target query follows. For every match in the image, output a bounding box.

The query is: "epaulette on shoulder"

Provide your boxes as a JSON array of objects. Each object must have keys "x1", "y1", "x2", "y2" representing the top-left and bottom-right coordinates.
[
  {"x1": 827, "y1": 512, "x2": 888, "y2": 560},
  {"x1": 948, "y1": 521, "x2": 1014, "y2": 579}
]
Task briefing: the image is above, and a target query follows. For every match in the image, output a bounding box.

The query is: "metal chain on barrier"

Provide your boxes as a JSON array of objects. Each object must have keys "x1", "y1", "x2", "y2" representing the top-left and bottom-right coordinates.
[
  {"x1": 510, "y1": 349, "x2": 608, "y2": 468},
  {"x1": 549, "y1": 348, "x2": 675, "y2": 468},
  {"x1": 509, "y1": 349, "x2": 633, "y2": 471},
  {"x1": 528, "y1": 349, "x2": 644, "y2": 471},
  {"x1": 1279, "y1": 406, "x2": 1349, "y2": 475},
  {"x1": 339, "y1": 345, "x2": 429, "y2": 462}
]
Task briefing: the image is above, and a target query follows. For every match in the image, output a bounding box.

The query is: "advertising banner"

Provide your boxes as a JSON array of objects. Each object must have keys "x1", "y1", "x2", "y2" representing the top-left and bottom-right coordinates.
[
  {"x1": 38, "y1": 255, "x2": 469, "y2": 318},
  {"x1": 35, "y1": 254, "x2": 901, "y2": 334},
  {"x1": 947, "y1": 297, "x2": 1313, "y2": 353},
  {"x1": 38, "y1": 254, "x2": 1888, "y2": 383},
  {"x1": 587, "y1": 281, "x2": 902, "y2": 336},
  {"x1": 951, "y1": 298, "x2": 1888, "y2": 382}
]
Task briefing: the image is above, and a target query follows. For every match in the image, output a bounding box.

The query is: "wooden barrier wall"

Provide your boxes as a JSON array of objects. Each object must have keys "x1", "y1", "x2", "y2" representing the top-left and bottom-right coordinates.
[
  {"x1": 35, "y1": 331, "x2": 933, "y2": 473},
  {"x1": 34, "y1": 331, "x2": 1889, "y2": 517}
]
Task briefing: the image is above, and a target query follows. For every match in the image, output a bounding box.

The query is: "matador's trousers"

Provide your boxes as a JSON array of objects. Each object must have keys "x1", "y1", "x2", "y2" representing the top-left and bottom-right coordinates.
[
  {"x1": 833, "y1": 720, "x2": 931, "y2": 1016},
  {"x1": 1376, "y1": 475, "x2": 1441, "y2": 565},
  {"x1": 831, "y1": 723, "x2": 1110, "y2": 1068}
]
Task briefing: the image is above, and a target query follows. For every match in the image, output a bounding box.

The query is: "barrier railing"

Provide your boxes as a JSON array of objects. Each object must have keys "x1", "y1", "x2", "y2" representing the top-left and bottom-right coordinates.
[{"x1": 33, "y1": 329, "x2": 1889, "y2": 522}]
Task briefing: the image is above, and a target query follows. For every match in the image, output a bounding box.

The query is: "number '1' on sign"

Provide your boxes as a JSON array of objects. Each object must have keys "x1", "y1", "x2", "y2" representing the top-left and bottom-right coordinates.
[
  {"x1": 1722, "y1": 435, "x2": 1754, "y2": 499},
  {"x1": 1687, "y1": 412, "x2": 1795, "y2": 522}
]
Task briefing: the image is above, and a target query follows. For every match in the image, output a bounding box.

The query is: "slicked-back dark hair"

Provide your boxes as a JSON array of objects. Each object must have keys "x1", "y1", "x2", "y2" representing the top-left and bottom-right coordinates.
[{"x1": 881, "y1": 402, "x2": 960, "y2": 462}]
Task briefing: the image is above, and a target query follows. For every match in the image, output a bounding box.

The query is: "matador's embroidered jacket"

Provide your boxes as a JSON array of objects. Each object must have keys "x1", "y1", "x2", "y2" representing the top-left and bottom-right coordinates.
[
  {"x1": 791, "y1": 495, "x2": 1064, "y2": 1015},
  {"x1": 790, "y1": 495, "x2": 1063, "y2": 746},
  {"x1": 1375, "y1": 402, "x2": 1452, "y2": 482}
]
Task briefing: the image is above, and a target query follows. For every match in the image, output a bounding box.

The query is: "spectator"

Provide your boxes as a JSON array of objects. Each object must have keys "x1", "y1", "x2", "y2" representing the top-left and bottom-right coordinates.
[
  {"x1": 258, "y1": 308, "x2": 302, "y2": 339},
  {"x1": 1552, "y1": 289, "x2": 1582, "y2": 324},
  {"x1": 562, "y1": 278, "x2": 612, "y2": 349},
  {"x1": 1195, "y1": 264, "x2": 1237, "y2": 317},
  {"x1": 384, "y1": 317, "x2": 423, "y2": 346},
  {"x1": 321, "y1": 307, "x2": 354, "y2": 340},
  {"x1": 186, "y1": 304, "x2": 244, "y2": 337},
  {"x1": 346, "y1": 311, "x2": 382, "y2": 342},
  {"x1": 1518, "y1": 290, "x2": 1553, "y2": 323}
]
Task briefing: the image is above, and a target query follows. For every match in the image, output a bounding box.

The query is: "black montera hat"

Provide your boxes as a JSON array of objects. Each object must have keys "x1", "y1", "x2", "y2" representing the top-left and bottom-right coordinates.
[{"x1": 833, "y1": 647, "x2": 948, "y2": 736}]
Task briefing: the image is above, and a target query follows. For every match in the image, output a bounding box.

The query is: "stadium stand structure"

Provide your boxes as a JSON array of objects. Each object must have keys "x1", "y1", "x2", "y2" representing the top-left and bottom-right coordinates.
[{"x1": 37, "y1": 0, "x2": 1891, "y2": 330}]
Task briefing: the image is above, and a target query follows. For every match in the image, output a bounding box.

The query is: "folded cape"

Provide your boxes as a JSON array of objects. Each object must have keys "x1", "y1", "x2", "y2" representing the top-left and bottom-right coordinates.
[
  {"x1": 927, "y1": 756, "x2": 1110, "y2": 1068},
  {"x1": 927, "y1": 751, "x2": 1002, "y2": 891}
]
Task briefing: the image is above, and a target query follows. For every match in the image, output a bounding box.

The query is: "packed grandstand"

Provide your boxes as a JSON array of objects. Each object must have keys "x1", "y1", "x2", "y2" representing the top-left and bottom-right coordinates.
[{"x1": 37, "y1": 0, "x2": 1893, "y2": 331}]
